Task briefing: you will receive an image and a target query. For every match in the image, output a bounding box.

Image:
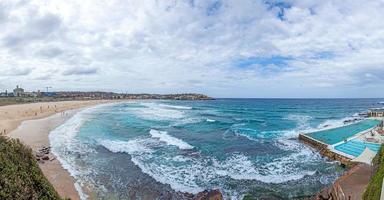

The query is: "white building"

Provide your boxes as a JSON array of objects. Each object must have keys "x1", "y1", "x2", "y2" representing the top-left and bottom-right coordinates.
[{"x1": 13, "y1": 85, "x2": 25, "y2": 97}]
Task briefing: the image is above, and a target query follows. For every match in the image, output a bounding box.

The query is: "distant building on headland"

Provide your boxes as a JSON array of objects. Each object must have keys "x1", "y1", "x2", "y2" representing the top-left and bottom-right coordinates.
[
  {"x1": 0, "y1": 86, "x2": 43, "y2": 98},
  {"x1": 368, "y1": 108, "x2": 384, "y2": 117},
  {"x1": 13, "y1": 85, "x2": 25, "y2": 97}
]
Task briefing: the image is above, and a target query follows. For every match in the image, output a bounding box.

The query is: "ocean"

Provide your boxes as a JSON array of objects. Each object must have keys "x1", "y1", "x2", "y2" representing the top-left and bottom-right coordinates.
[{"x1": 49, "y1": 98, "x2": 384, "y2": 199}]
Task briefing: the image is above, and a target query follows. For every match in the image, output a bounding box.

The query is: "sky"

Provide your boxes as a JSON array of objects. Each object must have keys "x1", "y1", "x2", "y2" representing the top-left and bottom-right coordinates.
[{"x1": 0, "y1": 0, "x2": 384, "y2": 98}]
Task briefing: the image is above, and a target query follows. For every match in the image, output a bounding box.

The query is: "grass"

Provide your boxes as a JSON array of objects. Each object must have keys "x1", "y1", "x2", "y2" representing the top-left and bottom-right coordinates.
[
  {"x1": 0, "y1": 136, "x2": 62, "y2": 200},
  {"x1": 363, "y1": 145, "x2": 384, "y2": 200}
]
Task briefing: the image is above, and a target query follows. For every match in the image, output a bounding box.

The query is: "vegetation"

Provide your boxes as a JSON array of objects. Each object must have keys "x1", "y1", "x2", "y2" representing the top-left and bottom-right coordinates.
[
  {"x1": 0, "y1": 136, "x2": 61, "y2": 200},
  {"x1": 0, "y1": 98, "x2": 26, "y2": 106},
  {"x1": 363, "y1": 145, "x2": 384, "y2": 200}
]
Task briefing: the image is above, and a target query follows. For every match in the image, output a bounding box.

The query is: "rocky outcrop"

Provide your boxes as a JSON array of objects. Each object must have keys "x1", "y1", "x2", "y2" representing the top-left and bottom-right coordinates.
[
  {"x1": 316, "y1": 187, "x2": 332, "y2": 200},
  {"x1": 193, "y1": 189, "x2": 223, "y2": 200},
  {"x1": 35, "y1": 146, "x2": 55, "y2": 163}
]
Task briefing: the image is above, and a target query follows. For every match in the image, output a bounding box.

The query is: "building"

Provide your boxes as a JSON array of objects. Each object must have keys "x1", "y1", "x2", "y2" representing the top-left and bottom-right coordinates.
[
  {"x1": 368, "y1": 108, "x2": 384, "y2": 117},
  {"x1": 13, "y1": 85, "x2": 25, "y2": 97}
]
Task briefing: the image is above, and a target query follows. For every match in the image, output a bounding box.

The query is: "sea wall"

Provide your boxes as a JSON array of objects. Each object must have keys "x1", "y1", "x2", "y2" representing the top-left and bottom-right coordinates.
[
  {"x1": 298, "y1": 134, "x2": 355, "y2": 167},
  {"x1": 298, "y1": 134, "x2": 328, "y2": 150}
]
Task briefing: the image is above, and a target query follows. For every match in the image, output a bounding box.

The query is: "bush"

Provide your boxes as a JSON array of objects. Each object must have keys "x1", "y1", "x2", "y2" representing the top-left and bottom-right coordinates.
[
  {"x1": 0, "y1": 136, "x2": 61, "y2": 200},
  {"x1": 363, "y1": 145, "x2": 384, "y2": 200}
]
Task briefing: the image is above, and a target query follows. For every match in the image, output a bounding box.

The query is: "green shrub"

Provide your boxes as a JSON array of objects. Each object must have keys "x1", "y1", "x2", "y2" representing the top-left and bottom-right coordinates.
[
  {"x1": 363, "y1": 145, "x2": 384, "y2": 200},
  {"x1": 0, "y1": 136, "x2": 61, "y2": 200}
]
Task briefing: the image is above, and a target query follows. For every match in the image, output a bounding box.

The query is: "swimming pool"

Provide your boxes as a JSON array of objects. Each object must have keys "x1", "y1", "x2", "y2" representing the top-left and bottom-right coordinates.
[
  {"x1": 334, "y1": 139, "x2": 381, "y2": 157},
  {"x1": 305, "y1": 119, "x2": 381, "y2": 145}
]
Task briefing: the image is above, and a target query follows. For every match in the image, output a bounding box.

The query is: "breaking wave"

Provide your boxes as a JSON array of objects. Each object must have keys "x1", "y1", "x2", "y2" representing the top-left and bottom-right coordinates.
[{"x1": 149, "y1": 129, "x2": 193, "y2": 150}]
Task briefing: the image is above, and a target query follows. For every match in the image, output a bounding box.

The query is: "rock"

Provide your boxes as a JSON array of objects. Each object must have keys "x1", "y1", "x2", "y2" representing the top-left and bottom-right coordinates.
[
  {"x1": 35, "y1": 152, "x2": 44, "y2": 157},
  {"x1": 42, "y1": 155, "x2": 50, "y2": 160},
  {"x1": 194, "y1": 189, "x2": 223, "y2": 200},
  {"x1": 38, "y1": 146, "x2": 51, "y2": 155},
  {"x1": 316, "y1": 187, "x2": 331, "y2": 200}
]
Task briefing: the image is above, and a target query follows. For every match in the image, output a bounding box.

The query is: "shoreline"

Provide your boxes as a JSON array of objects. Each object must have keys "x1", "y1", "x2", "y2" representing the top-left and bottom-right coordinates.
[{"x1": 2, "y1": 100, "x2": 118, "y2": 200}]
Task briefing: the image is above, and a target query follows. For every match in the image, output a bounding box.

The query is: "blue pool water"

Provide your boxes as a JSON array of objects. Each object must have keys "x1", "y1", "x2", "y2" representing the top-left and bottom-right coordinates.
[
  {"x1": 49, "y1": 98, "x2": 384, "y2": 199},
  {"x1": 305, "y1": 119, "x2": 381, "y2": 145},
  {"x1": 334, "y1": 140, "x2": 381, "y2": 157}
]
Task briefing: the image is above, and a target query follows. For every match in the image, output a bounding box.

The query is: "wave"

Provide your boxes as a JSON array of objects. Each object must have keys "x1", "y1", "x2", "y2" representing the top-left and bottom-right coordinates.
[
  {"x1": 285, "y1": 114, "x2": 312, "y2": 131},
  {"x1": 150, "y1": 129, "x2": 193, "y2": 150},
  {"x1": 158, "y1": 104, "x2": 193, "y2": 110},
  {"x1": 98, "y1": 139, "x2": 154, "y2": 154},
  {"x1": 98, "y1": 137, "x2": 202, "y2": 194},
  {"x1": 214, "y1": 153, "x2": 316, "y2": 184},
  {"x1": 206, "y1": 118, "x2": 216, "y2": 122},
  {"x1": 49, "y1": 107, "x2": 104, "y2": 200},
  {"x1": 316, "y1": 115, "x2": 363, "y2": 131},
  {"x1": 129, "y1": 102, "x2": 186, "y2": 121},
  {"x1": 97, "y1": 136, "x2": 327, "y2": 198},
  {"x1": 171, "y1": 117, "x2": 202, "y2": 126}
]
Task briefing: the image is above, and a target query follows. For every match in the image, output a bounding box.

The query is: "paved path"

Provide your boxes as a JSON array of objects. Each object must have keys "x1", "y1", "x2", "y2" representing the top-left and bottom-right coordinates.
[{"x1": 335, "y1": 164, "x2": 373, "y2": 200}]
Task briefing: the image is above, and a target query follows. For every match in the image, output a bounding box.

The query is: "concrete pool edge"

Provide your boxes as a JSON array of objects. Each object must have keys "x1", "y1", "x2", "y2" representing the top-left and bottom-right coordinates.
[{"x1": 298, "y1": 133, "x2": 355, "y2": 167}]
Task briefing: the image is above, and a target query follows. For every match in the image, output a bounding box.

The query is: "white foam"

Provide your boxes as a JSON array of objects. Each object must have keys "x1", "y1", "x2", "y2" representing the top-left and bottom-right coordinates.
[
  {"x1": 206, "y1": 118, "x2": 216, "y2": 122},
  {"x1": 98, "y1": 137, "x2": 204, "y2": 194},
  {"x1": 171, "y1": 117, "x2": 202, "y2": 126},
  {"x1": 98, "y1": 137, "x2": 321, "y2": 197},
  {"x1": 215, "y1": 152, "x2": 316, "y2": 184},
  {"x1": 49, "y1": 107, "x2": 104, "y2": 200},
  {"x1": 158, "y1": 103, "x2": 193, "y2": 110},
  {"x1": 285, "y1": 114, "x2": 312, "y2": 131},
  {"x1": 98, "y1": 139, "x2": 154, "y2": 154},
  {"x1": 149, "y1": 129, "x2": 193, "y2": 150},
  {"x1": 316, "y1": 116, "x2": 362, "y2": 131},
  {"x1": 130, "y1": 102, "x2": 186, "y2": 121}
]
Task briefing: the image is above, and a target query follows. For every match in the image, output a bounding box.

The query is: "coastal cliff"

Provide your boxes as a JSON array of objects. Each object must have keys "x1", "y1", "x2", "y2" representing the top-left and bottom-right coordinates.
[{"x1": 0, "y1": 137, "x2": 61, "y2": 200}]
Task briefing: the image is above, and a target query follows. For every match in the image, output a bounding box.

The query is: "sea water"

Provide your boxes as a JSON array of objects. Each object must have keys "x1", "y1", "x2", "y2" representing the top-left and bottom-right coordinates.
[{"x1": 49, "y1": 99, "x2": 384, "y2": 199}]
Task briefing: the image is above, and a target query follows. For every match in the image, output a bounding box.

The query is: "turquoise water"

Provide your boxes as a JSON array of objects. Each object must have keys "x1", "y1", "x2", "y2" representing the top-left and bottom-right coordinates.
[
  {"x1": 305, "y1": 119, "x2": 381, "y2": 145},
  {"x1": 334, "y1": 139, "x2": 381, "y2": 157},
  {"x1": 49, "y1": 99, "x2": 384, "y2": 199}
]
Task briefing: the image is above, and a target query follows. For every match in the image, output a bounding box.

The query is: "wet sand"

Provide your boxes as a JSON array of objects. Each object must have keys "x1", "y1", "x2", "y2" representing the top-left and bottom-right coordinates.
[{"x1": 1, "y1": 100, "x2": 117, "y2": 199}]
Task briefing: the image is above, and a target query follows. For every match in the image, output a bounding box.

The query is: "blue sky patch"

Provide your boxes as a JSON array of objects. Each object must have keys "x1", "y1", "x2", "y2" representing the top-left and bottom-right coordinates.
[
  {"x1": 264, "y1": 0, "x2": 292, "y2": 20},
  {"x1": 233, "y1": 56, "x2": 292, "y2": 68},
  {"x1": 311, "y1": 51, "x2": 335, "y2": 59},
  {"x1": 206, "y1": 0, "x2": 222, "y2": 16}
]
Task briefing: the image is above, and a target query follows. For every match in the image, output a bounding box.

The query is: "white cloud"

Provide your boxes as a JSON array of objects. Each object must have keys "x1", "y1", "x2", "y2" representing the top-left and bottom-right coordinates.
[{"x1": 0, "y1": 0, "x2": 383, "y2": 97}]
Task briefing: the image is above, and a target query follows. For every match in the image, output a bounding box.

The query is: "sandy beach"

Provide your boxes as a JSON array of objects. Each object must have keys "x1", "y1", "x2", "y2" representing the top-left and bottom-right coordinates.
[{"x1": 1, "y1": 100, "x2": 116, "y2": 200}]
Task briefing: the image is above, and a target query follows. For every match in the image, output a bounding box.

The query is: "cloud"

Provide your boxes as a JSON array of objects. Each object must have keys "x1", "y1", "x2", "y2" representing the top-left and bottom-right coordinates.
[
  {"x1": 1, "y1": 5, "x2": 61, "y2": 48},
  {"x1": 2, "y1": 67, "x2": 33, "y2": 76},
  {"x1": 0, "y1": 0, "x2": 383, "y2": 97},
  {"x1": 62, "y1": 67, "x2": 98, "y2": 76},
  {"x1": 36, "y1": 47, "x2": 63, "y2": 58},
  {"x1": 33, "y1": 74, "x2": 52, "y2": 80}
]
